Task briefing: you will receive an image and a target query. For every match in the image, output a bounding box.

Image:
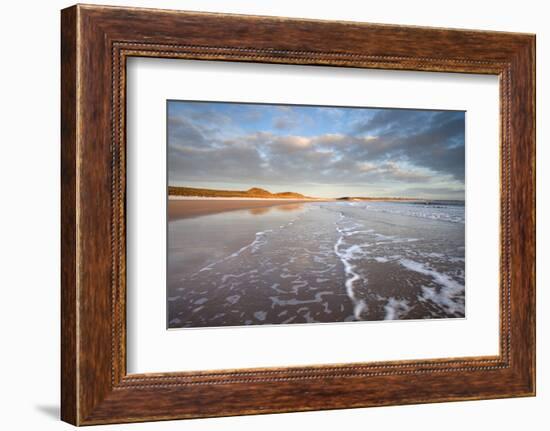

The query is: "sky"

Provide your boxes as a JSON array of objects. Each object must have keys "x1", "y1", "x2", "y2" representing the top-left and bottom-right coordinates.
[{"x1": 167, "y1": 101, "x2": 465, "y2": 200}]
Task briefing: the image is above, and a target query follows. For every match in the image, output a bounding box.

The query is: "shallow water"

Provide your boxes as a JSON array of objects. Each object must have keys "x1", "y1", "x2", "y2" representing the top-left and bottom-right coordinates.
[{"x1": 167, "y1": 201, "x2": 465, "y2": 328}]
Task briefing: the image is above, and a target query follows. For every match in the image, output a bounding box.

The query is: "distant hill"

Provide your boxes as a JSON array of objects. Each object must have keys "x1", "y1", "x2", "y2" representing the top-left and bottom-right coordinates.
[{"x1": 168, "y1": 186, "x2": 312, "y2": 199}]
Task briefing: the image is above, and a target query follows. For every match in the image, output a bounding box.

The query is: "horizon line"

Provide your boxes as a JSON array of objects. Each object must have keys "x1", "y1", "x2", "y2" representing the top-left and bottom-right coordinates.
[{"x1": 167, "y1": 185, "x2": 465, "y2": 201}]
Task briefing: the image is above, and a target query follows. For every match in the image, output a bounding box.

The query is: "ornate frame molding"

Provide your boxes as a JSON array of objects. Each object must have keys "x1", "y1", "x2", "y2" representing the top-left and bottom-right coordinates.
[{"x1": 61, "y1": 5, "x2": 535, "y2": 425}]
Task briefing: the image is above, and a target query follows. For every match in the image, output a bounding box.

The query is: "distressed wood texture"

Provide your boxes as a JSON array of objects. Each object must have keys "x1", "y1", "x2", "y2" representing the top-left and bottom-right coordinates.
[{"x1": 61, "y1": 4, "x2": 535, "y2": 426}]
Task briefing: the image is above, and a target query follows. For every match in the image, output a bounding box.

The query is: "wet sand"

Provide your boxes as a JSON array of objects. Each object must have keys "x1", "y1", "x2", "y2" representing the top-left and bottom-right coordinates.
[{"x1": 168, "y1": 198, "x2": 329, "y2": 220}]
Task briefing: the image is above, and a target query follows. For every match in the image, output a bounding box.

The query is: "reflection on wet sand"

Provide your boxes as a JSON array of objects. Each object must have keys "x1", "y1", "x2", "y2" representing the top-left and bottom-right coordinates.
[
  {"x1": 248, "y1": 203, "x2": 304, "y2": 216},
  {"x1": 168, "y1": 198, "x2": 314, "y2": 220},
  {"x1": 248, "y1": 207, "x2": 271, "y2": 216},
  {"x1": 276, "y1": 203, "x2": 303, "y2": 212}
]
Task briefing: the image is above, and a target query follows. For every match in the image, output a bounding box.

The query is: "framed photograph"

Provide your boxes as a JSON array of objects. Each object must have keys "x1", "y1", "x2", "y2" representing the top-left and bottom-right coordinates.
[
  {"x1": 165, "y1": 101, "x2": 467, "y2": 329},
  {"x1": 61, "y1": 4, "x2": 535, "y2": 425}
]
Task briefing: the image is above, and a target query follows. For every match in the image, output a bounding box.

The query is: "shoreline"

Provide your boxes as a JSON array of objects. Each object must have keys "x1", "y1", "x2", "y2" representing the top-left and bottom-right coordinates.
[
  {"x1": 167, "y1": 197, "x2": 465, "y2": 221},
  {"x1": 167, "y1": 195, "x2": 446, "y2": 203}
]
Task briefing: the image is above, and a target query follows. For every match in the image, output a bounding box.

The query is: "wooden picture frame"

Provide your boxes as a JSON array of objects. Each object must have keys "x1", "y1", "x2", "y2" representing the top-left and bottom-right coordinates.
[{"x1": 61, "y1": 4, "x2": 535, "y2": 425}]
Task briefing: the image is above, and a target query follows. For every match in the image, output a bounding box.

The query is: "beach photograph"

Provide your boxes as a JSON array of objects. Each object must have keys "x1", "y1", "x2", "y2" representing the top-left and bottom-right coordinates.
[{"x1": 167, "y1": 101, "x2": 465, "y2": 329}]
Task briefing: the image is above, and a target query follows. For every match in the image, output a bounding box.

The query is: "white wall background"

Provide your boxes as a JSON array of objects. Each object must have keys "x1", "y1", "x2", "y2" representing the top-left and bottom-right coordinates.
[{"x1": 0, "y1": 0, "x2": 546, "y2": 429}]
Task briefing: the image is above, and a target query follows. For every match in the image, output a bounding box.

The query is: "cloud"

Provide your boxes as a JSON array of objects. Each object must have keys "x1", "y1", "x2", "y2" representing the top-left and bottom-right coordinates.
[
  {"x1": 168, "y1": 116, "x2": 209, "y2": 148},
  {"x1": 276, "y1": 136, "x2": 312, "y2": 150},
  {"x1": 167, "y1": 102, "x2": 465, "y2": 198},
  {"x1": 354, "y1": 109, "x2": 431, "y2": 135},
  {"x1": 352, "y1": 110, "x2": 465, "y2": 180},
  {"x1": 273, "y1": 116, "x2": 299, "y2": 130}
]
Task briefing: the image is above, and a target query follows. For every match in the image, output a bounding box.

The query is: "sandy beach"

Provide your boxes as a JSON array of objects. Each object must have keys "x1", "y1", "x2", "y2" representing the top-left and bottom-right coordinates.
[
  {"x1": 168, "y1": 198, "x2": 329, "y2": 220},
  {"x1": 167, "y1": 200, "x2": 465, "y2": 328}
]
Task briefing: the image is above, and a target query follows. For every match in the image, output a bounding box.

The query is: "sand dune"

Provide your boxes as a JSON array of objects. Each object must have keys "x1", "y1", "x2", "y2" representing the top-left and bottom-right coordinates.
[{"x1": 168, "y1": 186, "x2": 312, "y2": 199}]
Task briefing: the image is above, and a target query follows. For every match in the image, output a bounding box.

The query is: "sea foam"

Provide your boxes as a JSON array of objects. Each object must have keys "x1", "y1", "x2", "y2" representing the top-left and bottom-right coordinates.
[
  {"x1": 333, "y1": 213, "x2": 369, "y2": 319},
  {"x1": 399, "y1": 258, "x2": 464, "y2": 315}
]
